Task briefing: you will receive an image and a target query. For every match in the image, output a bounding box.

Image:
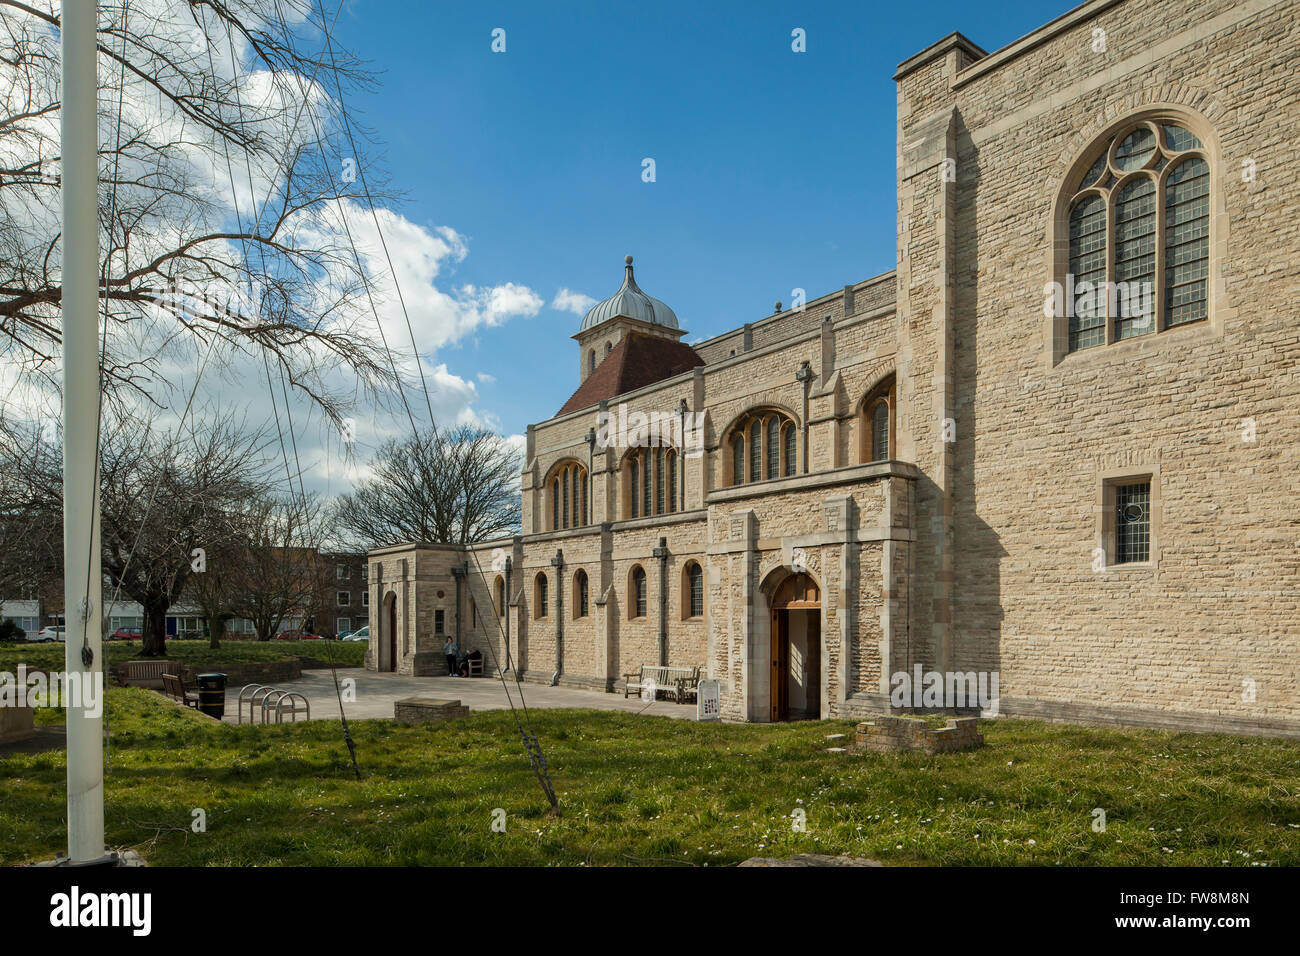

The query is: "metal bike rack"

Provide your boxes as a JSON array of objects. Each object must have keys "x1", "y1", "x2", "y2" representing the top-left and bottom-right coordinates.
[
  {"x1": 236, "y1": 684, "x2": 266, "y2": 725},
  {"x1": 260, "y1": 689, "x2": 290, "y2": 724},
  {"x1": 274, "y1": 693, "x2": 310, "y2": 724}
]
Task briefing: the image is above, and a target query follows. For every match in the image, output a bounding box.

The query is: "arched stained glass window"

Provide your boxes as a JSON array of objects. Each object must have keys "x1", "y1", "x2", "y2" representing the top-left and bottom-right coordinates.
[
  {"x1": 686, "y1": 562, "x2": 704, "y2": 618},
  {"x1": 1062, "y1": 118, "x2": 1210, "y2": 352}
]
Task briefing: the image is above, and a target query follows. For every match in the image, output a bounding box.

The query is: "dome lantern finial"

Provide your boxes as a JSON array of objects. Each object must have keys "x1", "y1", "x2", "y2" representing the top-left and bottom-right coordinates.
[{"x1": 578, "y1": 254, "x2": 680, "y2": 333}]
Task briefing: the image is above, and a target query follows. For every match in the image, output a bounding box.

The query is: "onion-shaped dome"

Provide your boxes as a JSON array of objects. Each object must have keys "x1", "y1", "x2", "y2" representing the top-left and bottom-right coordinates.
[{"x1": 579, "y1": 255, "x2": 679, "y2": 332}]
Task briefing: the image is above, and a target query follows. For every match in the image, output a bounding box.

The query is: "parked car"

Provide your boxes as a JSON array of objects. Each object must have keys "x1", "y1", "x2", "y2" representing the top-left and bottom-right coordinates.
[
  {"x1": 34, "y1": 625, "x2": 65, "y2": 642},
  {"x1": 110, "y1": 626, "x2": 143, "y2": 641},
  {"x1": 275, "y1": 630, "x2": 323, "y2": 641},
  {"x1": 342, "y1": 625, "x2": 369, "y2": 643}
]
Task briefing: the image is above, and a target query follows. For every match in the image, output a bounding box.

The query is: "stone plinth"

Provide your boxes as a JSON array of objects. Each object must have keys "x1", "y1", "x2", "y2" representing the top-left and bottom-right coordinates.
[
  {"x1": 0, "y1": 703, "x2": 36, "y2": 744},
  {"x1": 853, "y1": 715, "x2": 983, "y2": 754},
  {"x1": 394, "y1": 697, "x2": 469, "y2": 724}
]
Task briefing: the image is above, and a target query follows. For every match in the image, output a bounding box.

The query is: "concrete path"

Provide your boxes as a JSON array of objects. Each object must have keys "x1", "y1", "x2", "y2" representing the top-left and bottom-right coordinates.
[{"x1": 222, "y1": 669, "x2": 698, "y2": 725}]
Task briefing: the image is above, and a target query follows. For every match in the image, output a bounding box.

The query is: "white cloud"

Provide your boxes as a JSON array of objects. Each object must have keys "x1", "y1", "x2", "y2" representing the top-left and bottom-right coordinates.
[
  {"x1": 552, "y1": 288, "x2": 597, "y2": 316},
  {"x1": 477, "y1": 372, "x2": 496, "y2": 384}
]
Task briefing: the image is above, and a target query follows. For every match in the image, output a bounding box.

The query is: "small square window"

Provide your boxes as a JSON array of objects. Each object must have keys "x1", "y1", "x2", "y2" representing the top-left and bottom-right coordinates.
[
  {"x1": 1100, "y1": 472, "x2": 1157, "y2": 569},
  {"x1": 337, "y1": 591, "x2": 350, "y2": 607},
  {"x1": 1114, "y1": 482, "x2": 1150, "y2": 564}
]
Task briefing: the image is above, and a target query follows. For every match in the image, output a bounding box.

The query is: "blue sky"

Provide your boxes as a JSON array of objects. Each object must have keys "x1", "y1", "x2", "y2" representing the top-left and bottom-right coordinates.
[{"x1": 332, "y1": 0, "x2": 1077, "y2": 436}]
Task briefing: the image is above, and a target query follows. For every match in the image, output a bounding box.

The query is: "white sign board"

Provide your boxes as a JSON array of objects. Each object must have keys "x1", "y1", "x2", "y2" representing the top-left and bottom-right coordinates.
[{"x1": 697, "y1": 679, "x2": 721, "y2": 722}]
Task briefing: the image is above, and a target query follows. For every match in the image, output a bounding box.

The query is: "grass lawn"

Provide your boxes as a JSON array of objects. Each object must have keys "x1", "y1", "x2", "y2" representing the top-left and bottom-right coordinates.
[
  {"x1": 2, "y1": 687, "x2": 1297, "y2": 866},
  {"x1": 0, "y1": 639, "x2": 365, "y2": 673}
]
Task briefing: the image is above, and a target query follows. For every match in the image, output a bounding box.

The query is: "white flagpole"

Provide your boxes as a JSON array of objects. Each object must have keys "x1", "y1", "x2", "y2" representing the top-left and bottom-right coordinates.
[{"x1": 60, "y1": 0, "x2": 106, "y2": 864}]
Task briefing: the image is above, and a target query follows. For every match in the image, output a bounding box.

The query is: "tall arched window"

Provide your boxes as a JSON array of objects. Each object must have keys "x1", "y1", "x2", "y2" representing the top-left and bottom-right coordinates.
[
  {"x1": 547, "y1": 461, "x2": 588, "y2": 530},
  {"x1": 730, "y1": 410, "x2": 798, "y2": 486},
  {"x1": 624, "y1": 446, "x2": 680, "y2": 519},
  {"x1": 495, "y1": 576, "x2": 504, "y2": 615},
  {"x1": 1063, "y1": 119, "x2": 1210, "y2": 352},
  {"x1": 861, "y1": 376, "x2": 895, "y2": 463},
  {"x1": 574, "y1": 569, "x2": 588, "y2": 618},
  {"x1": 684, "y1": 561, "x2": 704, "y2": 618},
  {"x1": 534, "y1": 572, "x2": 548, "y2": 619},
  {"x1": 630, "y1": 566, "x2": 647, "y2": 619},
  {"x1": 469, "y1": 596, "x2": 477, "y2": 629},
  {"x1": 588, "y1": 350, "x2": 596, "y2": 373}
]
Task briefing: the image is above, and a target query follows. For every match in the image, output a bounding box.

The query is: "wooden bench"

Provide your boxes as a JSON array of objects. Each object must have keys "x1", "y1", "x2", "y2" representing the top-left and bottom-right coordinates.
[
  {"x1": 161, "y1": 673, "x2": 199, "y2": 709},
  {"x1": 121, "y1": 660, "x2": 173, "y2": 690},
  {"x1": 623, "y1": 664, "x2": 701, "y2": 703}
]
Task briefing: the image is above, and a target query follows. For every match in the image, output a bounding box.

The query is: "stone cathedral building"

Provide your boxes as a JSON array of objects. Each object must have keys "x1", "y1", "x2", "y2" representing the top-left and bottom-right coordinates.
[{"x1": 367, "y1": 0, "x2": 1300, "y2": 737}]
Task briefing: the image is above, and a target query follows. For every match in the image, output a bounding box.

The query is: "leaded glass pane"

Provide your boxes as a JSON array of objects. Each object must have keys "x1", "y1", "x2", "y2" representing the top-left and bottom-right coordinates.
[
  {"x1": 629, "y1": 460, "x2": 638, "y2": 517},
  {"x1": 1115, "y1": 483, "x2": 1150, "y2": 564},
  {"x1": 783, "y1": 423, "x2": 796, "y2": 476},
  {"x1": 552, "y1": 479, "x2": 560, "y2": 530},
  {"x1": 1113, "y1": 176, "x2": 1156, "y2": 340},
  {"x1": 641, "y1": 452, "x2": 651, "y2": 516},
  {"x1": 871, "y1": 401, "x2": 889, "y2": 461},
  {"x1": 562, "y1": 468, "x2": 569, "y2": 528},
  {"x1": 732, "y1": 436, "x2": 744, "y2": 486},
  {"x1": 634, "y1": 568, "x2": 646, "y2": 617},
  {"x1": 1161, "y1": 123, "x2": 1202, "y2": 152},
  {"x1": 1078, "y1": 150, "x2": 1108, "y2": 191},
  {"x1": 1164, "y1": 158, "x2": 1209, "y2": 327},
  {"x1": 655, "y1": 446, "x2": 665, "y2": 515},
  {"x1": 1114, "y1": 127, "x2": 1155, "y2": 171},
  {"x1": 1068, "y1": 195, "x2": 1107, "y2": 350},
  {"x1": 689, "y1": 564, "x2": 703, "y2": 617},
  {"x1": 666, "y1": 452, "x2": 676, "y2": 513},
  {"x1": 749, "y1": 421, "x2": 761, "y2": 482},
  {"x1": 766, "y1": 418, "x2": 779, "y2": 480}
]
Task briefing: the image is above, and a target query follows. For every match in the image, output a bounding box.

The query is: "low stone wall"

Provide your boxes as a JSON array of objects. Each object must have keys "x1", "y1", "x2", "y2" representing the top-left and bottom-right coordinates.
[
  {"x1": 853, "y1": 715, "x2": 983, "y2": 754},
  {"x1": 112, "y1": 659, "x2": 302, "y2": 688},
  {"x1": 394, "y1": 697, "x2": 469, "y2": 724}
]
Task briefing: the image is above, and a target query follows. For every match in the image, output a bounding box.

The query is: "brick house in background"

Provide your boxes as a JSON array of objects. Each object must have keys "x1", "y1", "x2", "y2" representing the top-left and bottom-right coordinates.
[
  {"x1": 314, "y1": 551, "x2": 368, "y2": 637},
  {"x1": 367, "y1": 0, "x2": 1294, "y2": 736}
]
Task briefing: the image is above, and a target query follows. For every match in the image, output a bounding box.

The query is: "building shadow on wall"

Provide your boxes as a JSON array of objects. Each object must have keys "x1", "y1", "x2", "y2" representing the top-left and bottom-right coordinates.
[{"x1": 949, "y1": 111, "x2": 1005, "y2": 707}]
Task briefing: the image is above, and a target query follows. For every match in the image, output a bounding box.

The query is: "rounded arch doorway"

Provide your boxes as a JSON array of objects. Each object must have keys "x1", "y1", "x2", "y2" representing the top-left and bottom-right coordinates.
[
  {"x1": 763, "y1": 570, "x2": 821, "y2": 722},
  {"x1": 382, "y1": 590, "x2": 398, "y2": 672}
]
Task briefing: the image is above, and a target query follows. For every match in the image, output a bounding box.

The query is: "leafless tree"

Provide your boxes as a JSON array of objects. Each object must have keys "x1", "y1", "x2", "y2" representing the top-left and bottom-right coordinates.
[
  {"x1": 224, "y1": 491, "x2": 329, "y2": 641},
  {"x1": 0, "y1": 410, "x2": 275, "y2": 656},
  {"x1": 0, "y1": 0, "x2": 400, "y2": 428},
  {"x1": 332, "y1": 424, "x2": 521, "y2": 549},
  {"x1": 0, "y1": 417, "x2": 63, "y2": 601}
]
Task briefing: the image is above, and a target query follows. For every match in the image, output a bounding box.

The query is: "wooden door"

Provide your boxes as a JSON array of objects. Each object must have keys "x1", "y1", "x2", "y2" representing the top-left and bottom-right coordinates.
[
  {"x1": 770, "y1": 609, "x2": 789, "y2": 722},
  {"x1": 806, "y1": 611, "x2": 821, "y2": 719}
]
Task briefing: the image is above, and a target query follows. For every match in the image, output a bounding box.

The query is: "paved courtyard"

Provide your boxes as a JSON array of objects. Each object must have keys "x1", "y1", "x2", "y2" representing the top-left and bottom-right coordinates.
[{"x1": 223, "y1": 668, "x2": 698, "y2": 725}]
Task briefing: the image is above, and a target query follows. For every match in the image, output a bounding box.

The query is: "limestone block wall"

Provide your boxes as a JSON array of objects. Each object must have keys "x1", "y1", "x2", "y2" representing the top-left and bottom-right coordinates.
[{"x1": 896, "y1": 0, "x2": 1300, "y2": 727}]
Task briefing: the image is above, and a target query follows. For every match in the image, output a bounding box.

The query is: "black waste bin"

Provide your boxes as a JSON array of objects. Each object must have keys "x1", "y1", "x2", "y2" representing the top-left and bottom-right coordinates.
[{"x1": 196, "y1": 672, "x2": 227, "y2": 719}]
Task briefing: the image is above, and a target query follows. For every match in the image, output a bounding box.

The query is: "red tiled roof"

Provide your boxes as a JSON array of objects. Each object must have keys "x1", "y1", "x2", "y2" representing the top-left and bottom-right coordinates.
[{"x1": 556, "y1": 332, "x2": 704, "y2": 417}]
